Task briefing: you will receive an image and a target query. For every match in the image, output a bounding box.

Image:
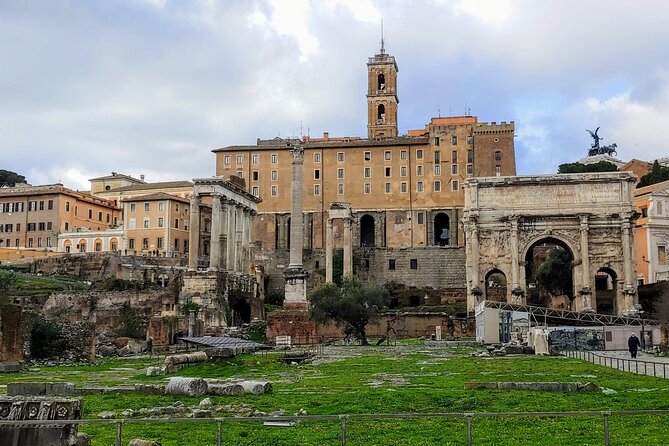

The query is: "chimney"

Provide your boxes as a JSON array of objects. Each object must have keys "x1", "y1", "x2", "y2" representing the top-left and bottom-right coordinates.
[
  {"x1": 323, "y1": 132, "x2": 329, "y2": 141},
  {"x1": 140, "y1": 174, "x2": 145, "y2": 181}
]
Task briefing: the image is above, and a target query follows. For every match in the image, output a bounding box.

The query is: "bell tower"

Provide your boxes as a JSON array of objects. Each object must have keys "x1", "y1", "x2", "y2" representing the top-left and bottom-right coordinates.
[{"x1": 367, "y1": 37, "x2": 398, "y2": 139}]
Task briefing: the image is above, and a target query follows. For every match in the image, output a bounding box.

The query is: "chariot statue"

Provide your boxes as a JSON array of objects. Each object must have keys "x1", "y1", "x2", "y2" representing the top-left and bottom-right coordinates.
[{"x1": 586, "y1": 127, "x2": 617, "y2": 157}]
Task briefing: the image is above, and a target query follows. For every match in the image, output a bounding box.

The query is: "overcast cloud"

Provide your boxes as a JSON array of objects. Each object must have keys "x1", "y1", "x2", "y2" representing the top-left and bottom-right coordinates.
[{"x1": 1, "y1": 0, "x2": 669, "y2": 190}]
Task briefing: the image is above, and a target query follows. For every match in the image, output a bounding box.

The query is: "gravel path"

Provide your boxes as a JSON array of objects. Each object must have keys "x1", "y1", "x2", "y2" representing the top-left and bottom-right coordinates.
[{"x1": 566, "y1": 350, "x2": 669, "y2": 379}]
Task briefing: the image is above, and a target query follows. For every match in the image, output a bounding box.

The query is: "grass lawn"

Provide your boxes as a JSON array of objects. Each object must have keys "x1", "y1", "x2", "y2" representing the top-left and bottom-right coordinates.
[{"x1": 2, "y1": 346, "x2": 669, "y2": 445}]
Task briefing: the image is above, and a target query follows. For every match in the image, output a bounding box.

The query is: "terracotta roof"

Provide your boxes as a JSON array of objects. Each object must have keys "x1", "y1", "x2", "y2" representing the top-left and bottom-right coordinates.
[
  {"x1": 0, "y1": 184, "x2": 119, "y2": 207},
  {"x1": 88, "y1": 172, "x2": 145, "y2": 182},
  {"x1": 121, "y1": 192, "x2": 190, "y2": 204},
  {"x1": 634, "y1": 179, "x2": 669, "y2": 197},
  {"x1": 112, "y1": 181, "x2": 193, "y2": 192},
  {"x1": 213, "y1": 136, "x2": 429, "y2": 152}
]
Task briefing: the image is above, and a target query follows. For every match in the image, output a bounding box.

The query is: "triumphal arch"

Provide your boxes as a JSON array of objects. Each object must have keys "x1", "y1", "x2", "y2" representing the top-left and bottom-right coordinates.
[{"x1": 463, "y1": 172, "x2": 638, "y2": 316}]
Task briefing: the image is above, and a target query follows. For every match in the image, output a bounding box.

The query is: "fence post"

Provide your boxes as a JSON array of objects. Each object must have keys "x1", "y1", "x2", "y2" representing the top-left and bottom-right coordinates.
[
  {"x1": 636, "y1": 361, "x2": 638, "y2": 374},
  {"x1": 216, "y1": 419, "x2": 222, "y2": 446},
  {"x1": 116, "y1": 421, "x2": 123, "y2": 446},
  {"x1": 664, "y1": 363, "x2": 666, "y2": 379},
  {"x1": 466, "y1": 415, "x2": 473, "y2": 446},
  {"x1": 603, "y1": 412, "x2": 610, "y2": 446},
  {"x1": 341, "y1": 416, "x2": 347, "y2": 446}
]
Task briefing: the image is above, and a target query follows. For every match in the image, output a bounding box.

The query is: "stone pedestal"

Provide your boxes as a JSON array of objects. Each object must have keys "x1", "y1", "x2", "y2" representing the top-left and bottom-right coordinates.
[{"x1": 283, "y1": 266, "x2": 308, "y2": 311}]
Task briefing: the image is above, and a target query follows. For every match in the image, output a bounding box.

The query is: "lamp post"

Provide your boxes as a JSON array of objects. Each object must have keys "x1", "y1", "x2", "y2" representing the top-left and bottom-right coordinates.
[{"x1": 635, "y1": 304, "x2": 646, "y2": 350}]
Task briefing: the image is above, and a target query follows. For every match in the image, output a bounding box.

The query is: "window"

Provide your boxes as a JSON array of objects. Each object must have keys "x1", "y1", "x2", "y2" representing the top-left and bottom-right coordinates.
[
  {"x1": 451, "y1": 136, "x2": 457, "y2": 145},
  {"x1": 236, "y1": 154, "x2": 243, "y2": 164},
  {"x1": 128, "y1": 239, "x2": 135, "y2": 250},
  {"x1": 416, "y1": 165, "x2": 423, "y2": 176},
  {"x1": 144, "y1": 202, "x2": 150, "y2": 212},
  {"x1": 467, "y1": 135, "x2": 473, "y2": 145},
  {"x1": 252, "y1": 154, "x2": 259, "y2": 164},
  {"x1": 46, "y1": 222, "x2": 51, "y2": 230},
  {"x1": 385, "y1": 182, "x2": 391, "y2": 193},
  {"x1": 451, "y1": 164, "x2": 458, "y2": 175},
  {"x1": 29, "y1": 201, "x2": 37, "y2": 211},
  {"x1": 252, "y1": 171, "x2": 259, "y2": 181},
  {"x1": 417, "y1": 212, "x2": 424, "y2": 224},
  {"x1": 157, "y1": 237, "x2": 163, "y2": 249},
  {"x1": 271, "y1": 153, "x2": 278, "y2": 163},
  {"x1": 337, "y1": 152, "x2": 344, "y2": 162},
  {"x1": 494, "y1": 137, "x2": 499, "y2": 142},
  {"x1": 38, "y1": 222, "x2": 45, "y2": 231},
  {"x1": 452, "y1": 180, "x2": 459, "y2": 191},
  {"x1": 495, "y1": 165, "x2": 501, "y2": 176},
  {"x1": 158, "y1": 217, "x2": 164, "y2": 227},
  {"x1": 388, "y1": 259, "x2": 396, "y2": 270},
  {"x1": 46, "y1": 237, "x2": 51, "y2": 247},
  {"x1": 128, "y1": 218, "x2": 136, "y2": 229},
  {"x1": 364, "y1": 151, "x2": 371, "y2": 161},
  {"x1": 174, "y1": 219, "x2": 179, "y2": 229},
  {"x1": 98, "y1": 211, "x2": 103, "y2": 221},
  {"x1": 452, "y1": 150, "x2": 458, "y2": 163},
  {"x1": 252, "y1": 186, "x2": 259, "y2": 197},
  {"x1": 338, "y1": 183, "x2": 344, "y2": 195},
  {"x1": 434, "y1": 181, "x2": 442, "y2": 192},
  {"x1": 28, "y1": 238, "x2": 33, "y2": 248},
  {"x1": 385, "y1": 167, "x2": 391, "y2": 177},
  {"x1": 495, "y1": 150, "x2": 502, "y2": 161},
  {"x1": 142, "y1": 238, "x2": 149, "y2": 250},
  {"x1": 94, "y1": 241, "x2": 101, "y2": 252},
  {"x1": 657, "y1": 201, "x2": 664, "y2": 215},
  {"x1": 106, "y1": 213, "x2": 110, "y2": 223},
  {"x1": 434, "y1": 165, "x2": 441, "y2": 176},
  {"x1": 364, "y1": 167, "x2": 371, "y2": 178},
  {"x1": 659, "y1": 246, "x2": 667, "y2": 265},
  {"x1": 314, "y1": 184, "x2": 321, "y2": 196},
  {"x1": 144, "y1": 218, "x2": 150, "y2": 228},
  {"x1": 47, "y1": 200, "x2": 53, "y2": 210},
  {"x1": 434, "y1": 137, "x2": 440, "y2": 146},
  {"x1": 434, "y1": 151, "x2": 441, "y2": 163},
  {"x1": 364, "y1": 183, "x2": 371, "y2": 194},
  {"x1": 400, "y1": 182, "x2": 407, "y2": 193},
  {"x1": 641, "y1": 207, "x2": 648, "y2": 218},
  {"x1": 25, "y1": 223, "x2": 33, "y2": 231},
  {"x1": 158, "y1": 202, "x2": 164, "y2": 211},
  {"x1": 337, "y1": 168, "x2": 344, "y2": 179},
  {"x1": 271, "y1": 185, "x2": 278, "y2": 196},
  {"x1": 417, "y1": 181, "x2": 424, "y2": 192},
  {"x1": 130, "y1": 203, "x2": 136, "y2": 212},
  {"x1": 65, "y1": 202, "x2": 70, "y2": 211},
  {"x1": 416, "y1": 149, "x2": 423, "y2": 159},
  {"x1": 271, "y1": 171, "x2": 278, "y2": 181},
  {"x1": 39, "y1": 201, "x2": 44, "y2": 210},
  {"x1": 64, "y1": 222, "x2": 69, "y2": 231},
  {"x1": 314, "y1": 169, "x2": 320, "y2": 179},
  {"x1": 467, "y1": 164, "x2": 473, "y2": 175},
  {"x1": 88, "y1": 209, "x2": 93, "y2": 219},
  {"x1": 224, "y1": 155, "x2": 231, "y2": 165},
  {"x1": 313, "y1": 153, "x2": 321, "y2": 163},
  {"x1": 378, "y1": 104, "x2": 386, "y2": 122},
  {"x1": 400, "y1": 150, "x2": 407, "y2": 159},
  {"x1": 6, "y1": 224, "x2": 14, "y2": 232},
  {"x1": 400, "y1": 166, "x2": 407, "y2": 177},
  {"x1": 467, "y1": 150, "x2": 474, "y2": 163},
  {"x1": 410, "y1": 259, "x2": 418, "y2": 269},
  {"x1": 384, "y1": 150, "x2": 391, "y2": 160},
  {"x1": 37, "y1": 237, "x2": 43, "y2": 248}
]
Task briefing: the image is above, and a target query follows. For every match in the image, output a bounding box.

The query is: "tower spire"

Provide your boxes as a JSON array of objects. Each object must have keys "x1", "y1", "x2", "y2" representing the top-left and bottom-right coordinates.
[{"x1": 380, "y1": 19, "x2": 385, "y2": 54}]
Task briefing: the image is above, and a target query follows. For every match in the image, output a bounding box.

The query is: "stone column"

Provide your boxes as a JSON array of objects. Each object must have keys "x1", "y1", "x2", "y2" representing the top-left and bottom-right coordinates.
[
  {"x1": 225, "y1": 201, "x2": 235, "y2": 272},
  {"x1": 343, "y1": 217, "x2": 353, "y2": 277},
  {"x1": 621, "y1": 217, "x2": 637, "y2": 313},
  {"x1": 509, "y1": 218, "x2": 523, "y2": 303},
  {"x1": 579, "y1": 215, "x2": 593, "y2": 311},
  {"x1": 466, "y1": 219, "x2": 482, "y2": 312},
  {"x1": 208, "y1": 194, "x2": 223, "y2": 270},
  {"x1": 242, "y1": 207, "x2": 251, "y2": 273},
  {"x1": 220, "y1": 199, "x2": 229, "y2": 270},
  {"x1": 234, "y1": 205, "x2": 243, "y2": 273},
  {"x1": 284, "y1": 146, "x2": 308, "y2": 309},
  {"x1": 188, "y1": 193, "x2": 201, "y2": 270},
  {"x1": 325, "y1": 218, "x2": 334, "y2": 283}
]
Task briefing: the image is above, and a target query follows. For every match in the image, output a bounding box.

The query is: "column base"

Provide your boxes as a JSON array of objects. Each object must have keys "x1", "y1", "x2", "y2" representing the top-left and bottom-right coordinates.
[{"x1": 284, "y1": 266, "x2": 309, "y2": 309}]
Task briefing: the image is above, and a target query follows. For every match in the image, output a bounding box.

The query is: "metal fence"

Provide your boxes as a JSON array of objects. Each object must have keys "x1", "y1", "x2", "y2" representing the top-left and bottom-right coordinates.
[
  {"x1": 564, "y1": 350, "x2": 669, "y2": 379},
  {"x1": 3, "y1": 410, "x2": 669, "y2": 445}
]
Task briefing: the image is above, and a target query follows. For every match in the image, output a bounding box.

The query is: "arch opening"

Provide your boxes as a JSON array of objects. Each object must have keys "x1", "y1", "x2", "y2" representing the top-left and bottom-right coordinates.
[
  {"x1": 360, "y1": 214, "x2": 375, "y2": 247},
  {"x1": 485, "y1": 269, "x2": 507, "y2": 302},
  {"x1": 595, "y1": 267, "x2": 617, "y2": 315},
  {"x1": 378, "y1": 73, "x2": 385, "y2": 90},
  {"x1": 377, "y1": 104, "x2": 386, "y2": 123},
  {"x1": 524, "y1": 237, "x2": 574, "y2": 308},
  {"x1": 434, "y1": 213, "x2": 450, "y2": 246}
]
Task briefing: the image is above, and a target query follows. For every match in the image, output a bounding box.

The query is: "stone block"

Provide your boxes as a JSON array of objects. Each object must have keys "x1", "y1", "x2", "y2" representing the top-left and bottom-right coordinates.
[{"x1": 204, "y1": 347, "x2": 235, "y2": 358}]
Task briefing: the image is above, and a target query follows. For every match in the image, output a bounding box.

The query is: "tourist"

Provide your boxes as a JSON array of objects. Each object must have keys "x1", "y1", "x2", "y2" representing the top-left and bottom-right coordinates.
[{"x1": 628, "y1": 333, "x2": 641, "y2": 359}]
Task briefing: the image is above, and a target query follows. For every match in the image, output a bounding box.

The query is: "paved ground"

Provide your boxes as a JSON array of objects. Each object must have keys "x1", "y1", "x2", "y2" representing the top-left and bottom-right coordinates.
[{"x1": 568, "y1": 350, "x2": 669, "y2": 379}]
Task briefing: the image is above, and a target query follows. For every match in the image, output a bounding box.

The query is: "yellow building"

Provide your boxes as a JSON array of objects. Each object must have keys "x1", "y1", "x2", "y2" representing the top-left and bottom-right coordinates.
[{"x1": 634, "y1": 179, "x2": 669, "y2": 284}]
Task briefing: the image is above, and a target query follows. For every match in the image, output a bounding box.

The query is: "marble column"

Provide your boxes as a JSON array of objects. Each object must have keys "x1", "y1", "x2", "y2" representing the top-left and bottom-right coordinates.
[
  {"x1": 242, "y1": 207, "x2": 251, "y2": 273},
  {"x1": 225, "y1": 201, "x2": 235, "y2": 272},
  {"x1": 466, "y1": 220, "x2": 482, "y2": 312},
  {"x1": 234, "y1": 205, "x2": 243, "y2": 273},
  {"x1": 621, "y1": 217, "x2": 637, "y2": 313},
  {"x1": 188, "y1": 193, "x2": 201, "y2": 270},
  {"x1": 579, "y1": 215, "x2": 593, "y2": 311},
  {"x1": 220, "y1": 199, "x2": 229, "y2": 270},
  {"x1": 284, "y1": 146, "x2": 308, "y2": 309},
  {"x1": 509, "y1": 218, "x2": 523, "y2": 303},
  {"x1": 208, "y1": 194, "x2": 223, "y2": 270},
  {"x1": 325, "y1": 218, "x2": 334, "y2": 283},
  {"x1": 343, "y1": 217, "x2": 353, "y2": 277}
]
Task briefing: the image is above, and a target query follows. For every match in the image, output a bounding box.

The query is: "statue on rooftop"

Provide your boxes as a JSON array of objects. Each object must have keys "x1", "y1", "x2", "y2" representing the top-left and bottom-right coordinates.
[{"x1": 586, "y1": 127, "x2": 618, "y2": 157}]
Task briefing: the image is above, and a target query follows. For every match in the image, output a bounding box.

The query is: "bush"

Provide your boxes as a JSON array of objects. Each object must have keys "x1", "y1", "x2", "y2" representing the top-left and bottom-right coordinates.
[
  {"x1": 30, "y1": 319, "x2": 67, "y2": 358},
  {"x1": 265, "y1": 290, "x2": 285, "y2": 306},
  {"x1": 117, "y1": 302, "x2": 146, "y2": 338}
]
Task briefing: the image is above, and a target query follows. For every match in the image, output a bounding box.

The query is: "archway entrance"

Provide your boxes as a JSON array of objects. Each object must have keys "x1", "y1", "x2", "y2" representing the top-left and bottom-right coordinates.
[
  {"x1": 434, "y1": 213, "x2": 450, "y2": 246},
  {"x1": 525, "y1": 238, "x2": 574, "y2": 308},
  {"x1": 595, "y1": 268, "x2": 617, "y2": 315},
  {"x1": 485, "y1": 269, "x2": 507, "y2": 302},
  {"x1": 231, "y1": 299, "x2": 251, "y2": 326},
  {"x1": 360, "y1": 215, "x2": 375, "y2": 247}
]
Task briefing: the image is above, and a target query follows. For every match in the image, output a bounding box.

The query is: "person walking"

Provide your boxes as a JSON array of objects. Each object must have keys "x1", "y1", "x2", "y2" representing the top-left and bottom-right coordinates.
[{"x1": 628, "y1": 333, "x2": 641, "y2": 359}]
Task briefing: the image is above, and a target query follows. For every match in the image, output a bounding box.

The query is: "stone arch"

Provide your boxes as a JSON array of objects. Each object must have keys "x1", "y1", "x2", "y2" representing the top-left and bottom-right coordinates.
[
  {"x1": 594, "y1": 267, "x2": 617, "y2": 315},
  {"x1": 94, "y1": 238, "x2": 103, "y2": 252},
  {"x1": 378, "y1": 73, "x2": 385, "y2": 90},
  {"x1": 377, "y1": 104, "x2": 385, "y2": 122},
  {"x1": 434, "y1": 212, "x2": 450, "y2": 246},
  {"x1": 360, "y1": 214, "x2": 375, "y2": 247},
  {"x1": 64, "y1": 239, "x2": 72, "y2": 253},
  {"x1": 484, "y1": 268, "x2": 507, "y2": 302},
  {"x1": 78, "y1": 239, "x2": 87, "y2": 253},
  {"x1": 523, "y1": 236, "x2": 575, "y2": 308},
  {"x1": 110, "y1": 238, "x2": 119, "y2": 252}
]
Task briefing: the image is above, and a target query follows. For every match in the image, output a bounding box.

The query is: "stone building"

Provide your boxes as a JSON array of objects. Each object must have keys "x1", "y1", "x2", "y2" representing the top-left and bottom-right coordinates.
[
  {"x1": 463, "y1": 172, "x2": 639, "y2": 316},
  {"x1": 212, "y1": 45, "x2": 516, "y2": 292},
  {"x1": 634, "y1": 179, "x2": 669, "y2": 284}
]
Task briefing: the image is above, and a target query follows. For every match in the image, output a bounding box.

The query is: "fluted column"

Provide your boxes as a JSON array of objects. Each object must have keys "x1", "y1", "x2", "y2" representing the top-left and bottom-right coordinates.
[
  {"x1": 283, "y1": 145, "x2": 308, "y2": 309},
  {"x1": 225, "y1": 201, "x2": 235, "y2": 272},
  {"x1": 509, "y1": 218, "x2": 521, "y2": 303},
  {"x1": 579, "y1": 215, "x2": 593, "y2": 311},
  {"x1": 208, "y1": 194, "x2": 223, "y2": 270},
  {"x1": 621, "y1": 217, "x2": 637, "y2": 313},
  {"x1": 343, "y1": 217, "x2": 353, "y2": 277},
  {"x1": 234, "y1": 205, "x2": 243, "y2": 273},
  {"x1": 188, "y1": 193, "x2": 201, "y2": 270},
  {"x1": 326, "y1": 218, "x2": 334, "y2": 283}
]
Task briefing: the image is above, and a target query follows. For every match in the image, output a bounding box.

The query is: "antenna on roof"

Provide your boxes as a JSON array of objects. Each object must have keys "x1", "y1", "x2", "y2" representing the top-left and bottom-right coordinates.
[
  {"x1": 465, "y1": 106, "x2": 471, "y2": 117},
  {"x1": 438, "y1": 108, "x2": 441, "y2": 118},
  {"x1": 380, "y1": 19, "x2": 385, "y2": 54}
]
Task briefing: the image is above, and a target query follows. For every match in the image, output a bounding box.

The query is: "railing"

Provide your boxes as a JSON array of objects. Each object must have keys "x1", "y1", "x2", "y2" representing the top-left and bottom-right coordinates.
[
  {"x1": 564, "y1": 349, "x2": 669, "y2": 379},
  {"x1": 3, "y1": 410, "x2": 669, "y2": 445}
]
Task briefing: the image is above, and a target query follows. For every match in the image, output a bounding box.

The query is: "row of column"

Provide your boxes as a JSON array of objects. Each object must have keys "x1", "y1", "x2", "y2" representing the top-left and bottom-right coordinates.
[
  {"x1": 325, "y1": 217, "x2": 353, "y2": 283},
  {"x1": 188, "y1": 193, "x2": 254, "y2": 274}
]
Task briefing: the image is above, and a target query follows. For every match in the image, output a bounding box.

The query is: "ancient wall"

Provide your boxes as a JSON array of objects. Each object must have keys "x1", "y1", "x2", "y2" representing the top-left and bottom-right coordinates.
[{"x1": 0, "y1": 304, "x2": 22, "y2": 363}]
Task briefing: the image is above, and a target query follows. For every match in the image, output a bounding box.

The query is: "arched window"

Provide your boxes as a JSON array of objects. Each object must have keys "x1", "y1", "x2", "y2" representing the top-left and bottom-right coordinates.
[
  {"x1": 377, "y1": 104, "x2": 386, "y2": 123},
  {"x1": 434, "y1": 213, "x2": 450, "y2": 246},
  {"x1": 378, "y1": 73, "x2": 385, "y2": 91}
]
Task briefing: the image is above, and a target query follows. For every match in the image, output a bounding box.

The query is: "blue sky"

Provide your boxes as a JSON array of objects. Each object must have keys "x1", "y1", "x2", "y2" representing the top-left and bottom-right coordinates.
[{"x1": 2, "y1": 0, "x2": 669, "y2": 190}]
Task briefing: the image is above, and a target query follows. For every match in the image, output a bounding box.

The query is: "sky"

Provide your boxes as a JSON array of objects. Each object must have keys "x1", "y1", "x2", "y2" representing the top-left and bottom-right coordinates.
[{"x1": 2, "y1": 0, "x2": 669, "y2": 190}]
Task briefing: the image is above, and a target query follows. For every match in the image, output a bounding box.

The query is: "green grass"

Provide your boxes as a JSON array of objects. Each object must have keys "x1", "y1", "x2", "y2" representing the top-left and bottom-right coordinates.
[{"x1": 3, "y1": 347, "x2": 669, "y2": 445}]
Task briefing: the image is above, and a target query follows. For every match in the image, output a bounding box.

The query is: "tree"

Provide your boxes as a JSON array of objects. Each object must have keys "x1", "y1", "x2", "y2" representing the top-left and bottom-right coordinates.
[
  {"x1": 308, "y1": 276, "x2": 389, "y2": 345},
  {"x1": 534, "y1": 246, "x2": 574, "y2": 298},
  {"x1": 0, "y1": 169, "x2": 26, "y2": 187},
  {"x1": 557, "y1": 161, "x2": 618, "y2": 174},
  {"x1": 638, "y1": 161, "x2": 669, "y2": 188},
  {"x1": 0, "y1": 270, "x2": 17, "y2": 293}
]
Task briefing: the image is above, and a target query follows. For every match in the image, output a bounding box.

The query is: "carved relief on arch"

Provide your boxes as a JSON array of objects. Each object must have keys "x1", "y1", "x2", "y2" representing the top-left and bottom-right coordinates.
[
  {"x1": 478, "y1": 229, "x2": 511, "y2": 262},
  {"x1": 520, "y1": 231, "x2": 580, "y2": 260}
]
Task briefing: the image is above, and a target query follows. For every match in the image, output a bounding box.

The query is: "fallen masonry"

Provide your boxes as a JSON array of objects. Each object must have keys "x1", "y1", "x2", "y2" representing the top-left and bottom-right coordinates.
[{"x1": 464, "y1": 382, "x2": 602, "y2": 392}]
